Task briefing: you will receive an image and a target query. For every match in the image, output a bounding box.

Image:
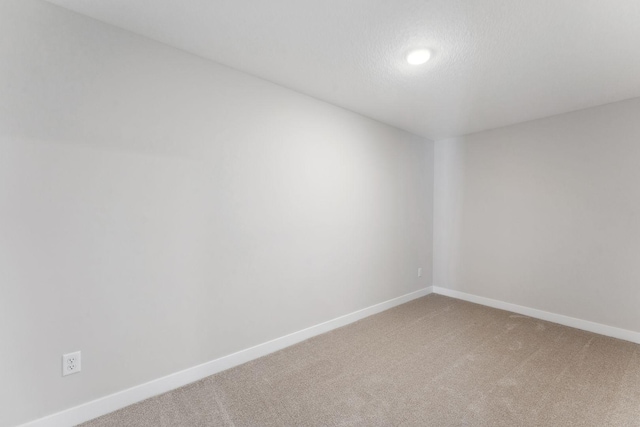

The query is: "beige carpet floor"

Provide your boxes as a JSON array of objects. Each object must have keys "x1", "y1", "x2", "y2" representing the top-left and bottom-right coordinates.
[{"x1": 80, "y1": 294, "x2": 640, "y2": 426}]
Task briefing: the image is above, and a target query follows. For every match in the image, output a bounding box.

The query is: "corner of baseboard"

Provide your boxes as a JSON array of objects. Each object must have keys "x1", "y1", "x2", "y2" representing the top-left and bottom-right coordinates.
[{"x1": 432, "y1": 286, "x2": 640, "y2": 345}]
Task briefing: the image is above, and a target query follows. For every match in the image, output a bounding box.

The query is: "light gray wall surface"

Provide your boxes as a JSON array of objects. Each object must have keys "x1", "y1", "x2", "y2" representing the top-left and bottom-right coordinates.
[
  {"x1": 0, "y1": 2, "x2": 434, "y2": 425},
  {"x1": 434, "y1": 97, "x2": 640, "y2": 334}
]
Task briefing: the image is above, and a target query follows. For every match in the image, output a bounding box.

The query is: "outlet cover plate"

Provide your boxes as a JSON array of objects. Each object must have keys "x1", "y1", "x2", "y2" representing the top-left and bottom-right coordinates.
[{"x1": 62, "y1": 351, "x2": 81, "y2": 376}]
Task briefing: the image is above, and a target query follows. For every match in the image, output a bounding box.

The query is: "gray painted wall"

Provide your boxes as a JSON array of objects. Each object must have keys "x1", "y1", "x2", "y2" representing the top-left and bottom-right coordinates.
[
  {"x1": 434, "y1": 97, "x2": 640, "y2": 334},
  {"x1": 0, "y1": 2, "x2": 434, "y2": 425}
]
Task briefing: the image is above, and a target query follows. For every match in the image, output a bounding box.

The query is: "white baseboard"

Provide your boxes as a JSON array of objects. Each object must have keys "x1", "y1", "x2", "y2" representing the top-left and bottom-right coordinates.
[
  {"x1": 433, "y1": 286, "x2": 640, "y2": 345},
  {"x1": 19, "y1": 287, "x2": 433, "y2": 427}
]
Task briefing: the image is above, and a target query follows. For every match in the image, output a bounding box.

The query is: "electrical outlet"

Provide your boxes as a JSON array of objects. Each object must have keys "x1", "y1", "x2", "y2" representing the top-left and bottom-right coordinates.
[
  {"x1": 418, "y1": 267, "x2": 422, "y2": 277},
  {"x1": 62, "y1": 351, "x2": 81, "y2": 376}
]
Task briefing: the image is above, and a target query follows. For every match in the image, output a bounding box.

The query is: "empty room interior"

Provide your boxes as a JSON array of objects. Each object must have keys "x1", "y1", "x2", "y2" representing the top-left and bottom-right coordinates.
[{"x1": 3, "y1": 0, "x2": 640, "y2": 426}]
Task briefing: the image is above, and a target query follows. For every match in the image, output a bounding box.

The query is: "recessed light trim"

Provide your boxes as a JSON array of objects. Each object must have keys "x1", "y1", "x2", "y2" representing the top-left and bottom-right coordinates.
[{"x1": 406, "y1": 49, "x2": 431, "y2": 65}]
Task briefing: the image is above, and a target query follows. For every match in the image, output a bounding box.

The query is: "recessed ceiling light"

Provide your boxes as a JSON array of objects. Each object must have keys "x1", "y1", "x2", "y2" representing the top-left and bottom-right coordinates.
[{"x1": 406, "y1": 49, "x2": 431, "y2": 65}]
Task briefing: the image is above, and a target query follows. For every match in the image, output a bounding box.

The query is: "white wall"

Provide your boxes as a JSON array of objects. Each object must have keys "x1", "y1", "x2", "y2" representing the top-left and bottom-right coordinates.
[
  {"x1": 434, "y1": 97, "x2": 640, "y2": 335},
  {"x1": 0, "y1": 2, "x2": 434, "y2": 425}
]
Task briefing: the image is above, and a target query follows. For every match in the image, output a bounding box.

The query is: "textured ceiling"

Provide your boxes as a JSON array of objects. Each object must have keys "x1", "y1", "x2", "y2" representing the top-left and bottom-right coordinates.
[{"x1": 44, "y1": 0, "x2": 640, "y2": 140}]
